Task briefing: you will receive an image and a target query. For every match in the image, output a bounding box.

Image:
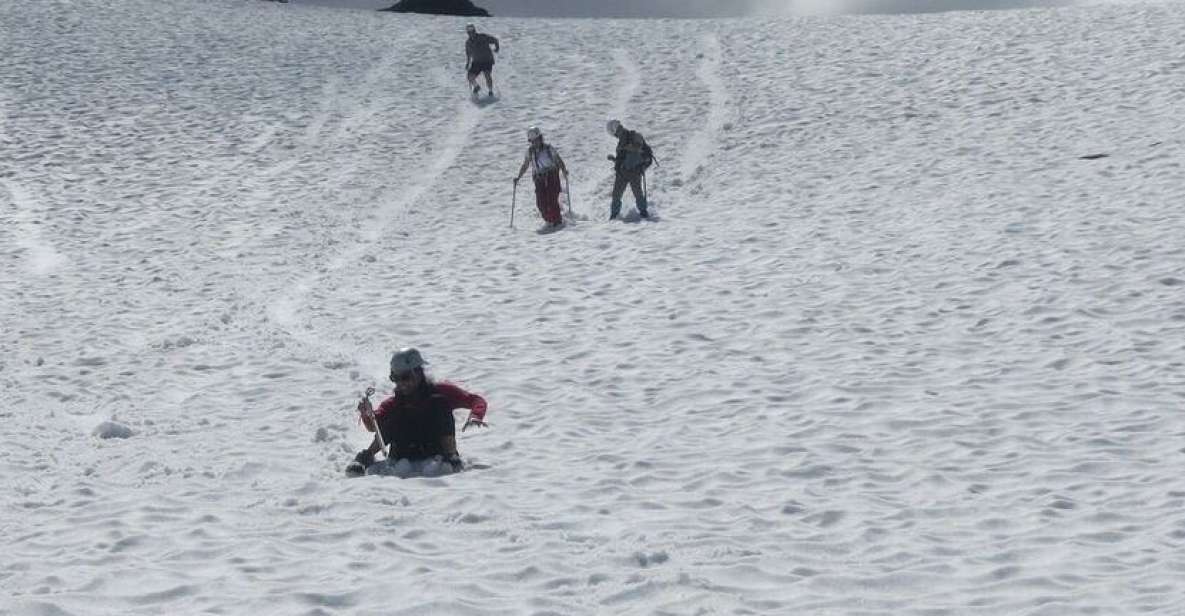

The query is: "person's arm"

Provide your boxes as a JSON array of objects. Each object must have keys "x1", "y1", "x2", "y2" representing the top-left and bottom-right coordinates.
[
  {"x1": 515, "y1": 150, "x2": 531, "y2": 183},
  {"x1": 360, "y1": 397, "x2": 395, "y2": 435},
  {"x1": 489, "y1": 35, "x2": 500, "y2": 53},
  {"x1": 555, "y1": 149, "x2": 568, "y2": 176},
  {"x1": 354, "y1": 397, "x2": 393, "y2": 467},
  {"x1": 437, "y1": 382, "x2": 488, "y2": 428}
]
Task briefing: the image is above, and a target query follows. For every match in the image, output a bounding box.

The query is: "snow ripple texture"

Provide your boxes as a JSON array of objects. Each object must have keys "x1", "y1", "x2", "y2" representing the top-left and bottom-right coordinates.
[{"x1": 2, "y1": 0, "x2": 1185, "y2": 614}]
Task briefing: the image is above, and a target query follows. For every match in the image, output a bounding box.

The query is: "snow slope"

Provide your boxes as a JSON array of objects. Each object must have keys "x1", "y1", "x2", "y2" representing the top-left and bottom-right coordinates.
[{"x1": 2, "y1": 0, "x2": 1184, "y2": 613}]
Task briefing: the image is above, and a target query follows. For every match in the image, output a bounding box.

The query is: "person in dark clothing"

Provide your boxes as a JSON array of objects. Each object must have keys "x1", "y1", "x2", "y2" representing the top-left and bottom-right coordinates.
[
  {"x1": 605, "y1": 119, "x2": 653, "y2": 220},
  {"x1": 349, "y1": 348, "x2": 488, "y2": 476},
  {"x1": 465, "y1": 24, "x2": 500, "y2": 97}
]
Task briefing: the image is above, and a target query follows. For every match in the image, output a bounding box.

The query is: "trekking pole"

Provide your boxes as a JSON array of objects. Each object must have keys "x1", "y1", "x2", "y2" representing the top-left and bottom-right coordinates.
[
  {"x1": 360, "y1": 387, "x2": 387, "y2": 457},
  {"x1": 510, "y1": 181, "x2": 518, "y2": 228},
  {"x1": 563, "y1": 172, "x2": 574, "y2": 217}
]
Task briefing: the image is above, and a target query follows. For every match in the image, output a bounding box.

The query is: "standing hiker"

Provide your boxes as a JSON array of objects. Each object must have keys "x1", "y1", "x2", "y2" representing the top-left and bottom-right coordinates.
[
  {"x1": 465, "y1": 24, "x2": 500, "y2": 97},
  {"x1": 514, "y1": 126, "x2": 569, "y2": 230},
  {"x1": 605, "y1": 119, "x2": 653, "y2": 220},
  {"x1": 348, "y1": 348, "x2": 488, "y2": 476}
]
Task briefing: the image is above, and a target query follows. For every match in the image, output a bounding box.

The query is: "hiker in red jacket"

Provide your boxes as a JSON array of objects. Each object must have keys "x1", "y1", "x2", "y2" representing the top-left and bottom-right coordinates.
[{"x1": 349, "y1": 348, "x2": 488, "y2": 475}]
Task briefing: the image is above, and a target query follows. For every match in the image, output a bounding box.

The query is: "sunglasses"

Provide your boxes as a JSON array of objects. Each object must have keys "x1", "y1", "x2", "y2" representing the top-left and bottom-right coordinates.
[{"x1": 391, "y1": 370, "x2": 417, "y2": 382}]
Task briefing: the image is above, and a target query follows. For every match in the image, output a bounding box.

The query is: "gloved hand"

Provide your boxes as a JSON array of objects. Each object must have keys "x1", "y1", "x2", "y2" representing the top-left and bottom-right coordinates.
[
  {"x1": 462, "y1": 414, "x2": 488, "y2": 432},
  {"x1": 354, "y1": 450, "x2": 375, "y2": 468}
]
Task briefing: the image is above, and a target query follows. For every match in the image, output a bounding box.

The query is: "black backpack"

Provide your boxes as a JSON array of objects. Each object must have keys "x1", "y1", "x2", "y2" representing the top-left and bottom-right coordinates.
[{"x1": 619, "y1": 131, "x2": 654, "y2": 173}]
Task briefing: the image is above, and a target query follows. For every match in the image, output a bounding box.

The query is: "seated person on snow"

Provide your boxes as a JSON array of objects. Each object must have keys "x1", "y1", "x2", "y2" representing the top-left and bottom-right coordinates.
[{"x1": 350, "y1": 348, "x2": 488, "y2": 474}]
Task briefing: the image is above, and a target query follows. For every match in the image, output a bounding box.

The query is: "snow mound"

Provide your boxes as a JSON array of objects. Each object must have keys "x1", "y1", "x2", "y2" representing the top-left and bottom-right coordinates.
[{"x1": 93, "y1": 421, "x2": 134, "y2": 440}]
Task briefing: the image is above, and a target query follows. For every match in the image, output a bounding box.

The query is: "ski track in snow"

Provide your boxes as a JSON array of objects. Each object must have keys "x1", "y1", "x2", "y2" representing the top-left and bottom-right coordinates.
[
  {"x1": 5, "y1": 1, "x2": 1185, "y2": 615},
  {"x1": 2, "y1": 180, "x2": 69, "y2": 276},
  {"x1": 611, "y1": 48, "x2": 642, "y2": 124},
  {"x1": 269, "y1": 75, "x2": 484, "y2": 364},
  {"x1": 676, "y1": 33, "x2": 729, "y2": 190},
  {"x1": 569, "y1": 47, "x2": 641, "y2": 214}
]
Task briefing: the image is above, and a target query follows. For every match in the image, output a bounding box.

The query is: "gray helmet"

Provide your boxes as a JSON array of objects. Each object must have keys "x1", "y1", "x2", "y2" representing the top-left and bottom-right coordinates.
[
  {"x1": 527, "y1": 126, "x2": 542, "y2": 142},
  {"x1": 390, "y1": 347, "x2": 427, "y2": 373},
  {"x1": 606, "y1": 119, "x2": 622, "y2": 137}
]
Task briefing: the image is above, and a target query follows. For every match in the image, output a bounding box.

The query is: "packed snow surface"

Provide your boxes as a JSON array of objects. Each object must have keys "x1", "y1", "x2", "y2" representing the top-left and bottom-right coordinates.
[{"x1": 2, "y1": 0, "x2": 1184, "y2": 614}]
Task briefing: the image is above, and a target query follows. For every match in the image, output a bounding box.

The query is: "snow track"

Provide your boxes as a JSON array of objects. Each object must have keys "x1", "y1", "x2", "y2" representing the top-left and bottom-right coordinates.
[
  {"x1": 611, "y1": 48, "x2": 642, "y2": 124},
  {"x1": 567, "y1": 47, "x2": 642, "y2": 215},
  {"x1": 677, "y1": 33, "x2": 730, "y2": 190},
  {"x1": 270, "y1": 69, "x2": 485, "y2": 364},
  {"x1": 2, "y1": 180, "x2": 69, "y2": 276}
]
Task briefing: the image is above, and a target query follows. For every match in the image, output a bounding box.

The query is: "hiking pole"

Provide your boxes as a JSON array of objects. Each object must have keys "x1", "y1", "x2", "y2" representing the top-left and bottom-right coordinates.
[
  {"x1": 510, "y1": 181, "x2": 518, "y2": 228},
  {"x1": 562, "y1": 172, "x2": 573, "y2": 217}
]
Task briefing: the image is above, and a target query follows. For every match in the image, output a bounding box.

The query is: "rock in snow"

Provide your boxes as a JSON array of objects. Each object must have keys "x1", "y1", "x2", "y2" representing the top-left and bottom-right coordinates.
[{"x1": 93, "y1": 421, "x2": 134, "y2": 440}]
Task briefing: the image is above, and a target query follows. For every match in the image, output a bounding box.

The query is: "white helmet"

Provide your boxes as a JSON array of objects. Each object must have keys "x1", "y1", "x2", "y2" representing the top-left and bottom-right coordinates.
[
  {"x1": 606, "y1": 119, "x2": 622, "y2": 137},
  {"x1": 527, "y1": 126, "x2": 542, "y2": 141},
  {"x1": 390, "y1": 347, "x2": 427, "y2": 373}
]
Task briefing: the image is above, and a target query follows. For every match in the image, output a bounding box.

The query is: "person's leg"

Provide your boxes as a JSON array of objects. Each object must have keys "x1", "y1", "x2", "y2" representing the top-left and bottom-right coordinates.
[
  {"x1": 610, "y1": 173, "x2": 629, "y2": 219},
  {"x1": 629, "y1": 173, "x2": 648, "y2": 218},
  {"x1": 533, "y1": 175, "x2": 549, "y2": 220},
  {"x1": 483, "y1": 69, "x2": 494, "y2": 94},
  {"x1": 543, "y1": 171, "x2": 563, "y2": 225},
  {"x1": 467, "y1": 68, "x2": 479, "y2": 93}
]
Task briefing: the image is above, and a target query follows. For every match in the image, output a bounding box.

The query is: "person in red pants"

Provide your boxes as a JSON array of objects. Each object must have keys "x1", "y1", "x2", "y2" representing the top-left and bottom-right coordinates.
[{"x1": 514, "y1": 126, "x2": 569, "y2": 230}]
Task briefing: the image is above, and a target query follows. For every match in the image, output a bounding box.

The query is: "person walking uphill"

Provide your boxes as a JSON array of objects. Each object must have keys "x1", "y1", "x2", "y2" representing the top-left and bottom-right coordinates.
[
  {"x1": 606, "y1": 119, "x2": 653, "y2": 220},
  {"x1": 514, "y1": 126, "x2": 569, "y2": 229},
  {"x1": 465, "y1": 24, "x2": 500, "y2": 97},
  {"x1": 347, "y1": 348, "x2": 488, "y2": 476}
]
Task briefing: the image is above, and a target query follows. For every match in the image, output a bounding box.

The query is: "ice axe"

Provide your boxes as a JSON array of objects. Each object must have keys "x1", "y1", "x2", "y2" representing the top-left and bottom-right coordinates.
[{"x1": 358, "y1": 386, "x2": 387, "y2": 457}]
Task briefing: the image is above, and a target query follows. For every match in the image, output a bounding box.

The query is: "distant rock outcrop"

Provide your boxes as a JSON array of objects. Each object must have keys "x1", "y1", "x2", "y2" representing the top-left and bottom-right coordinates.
[{"x1": 380, "y1": 0, "x2": 490, "y2": 16}]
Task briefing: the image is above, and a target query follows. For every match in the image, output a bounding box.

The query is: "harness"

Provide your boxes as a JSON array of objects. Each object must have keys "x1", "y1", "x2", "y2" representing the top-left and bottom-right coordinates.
[{"x1": 529, "y1": 144, "x2": 559, "y2": 176}]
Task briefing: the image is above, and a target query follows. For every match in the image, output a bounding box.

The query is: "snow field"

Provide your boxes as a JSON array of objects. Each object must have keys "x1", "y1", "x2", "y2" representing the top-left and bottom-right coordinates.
[{"x1": 2, "y1": 0, "x2": 1185, "y2": 614}]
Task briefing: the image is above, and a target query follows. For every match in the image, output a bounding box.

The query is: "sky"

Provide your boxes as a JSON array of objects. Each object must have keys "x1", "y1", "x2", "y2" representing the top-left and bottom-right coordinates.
[{"x1": 297, "y1": 0, "x2": 1147, "y2": 16}]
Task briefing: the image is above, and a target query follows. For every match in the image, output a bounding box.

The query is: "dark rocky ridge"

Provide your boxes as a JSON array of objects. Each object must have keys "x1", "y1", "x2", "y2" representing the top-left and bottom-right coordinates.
[{"x1": 381, "y1": 0, "x2": 490, "y2": 16}]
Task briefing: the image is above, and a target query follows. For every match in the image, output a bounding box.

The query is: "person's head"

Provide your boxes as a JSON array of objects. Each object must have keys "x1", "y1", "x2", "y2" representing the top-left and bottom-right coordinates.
[
  {"x1": 606, "y1": 119, "x2": 622, "y2": 138},
  {"x1": 527, "y1": 126, "x2": 543, "y2": 145},
  {"x1": 465, "y1": 24, "x2": 477, "y2": 37},
  {"x1": 389, "y1": 347, "x2": 428, "y2": 393}
]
